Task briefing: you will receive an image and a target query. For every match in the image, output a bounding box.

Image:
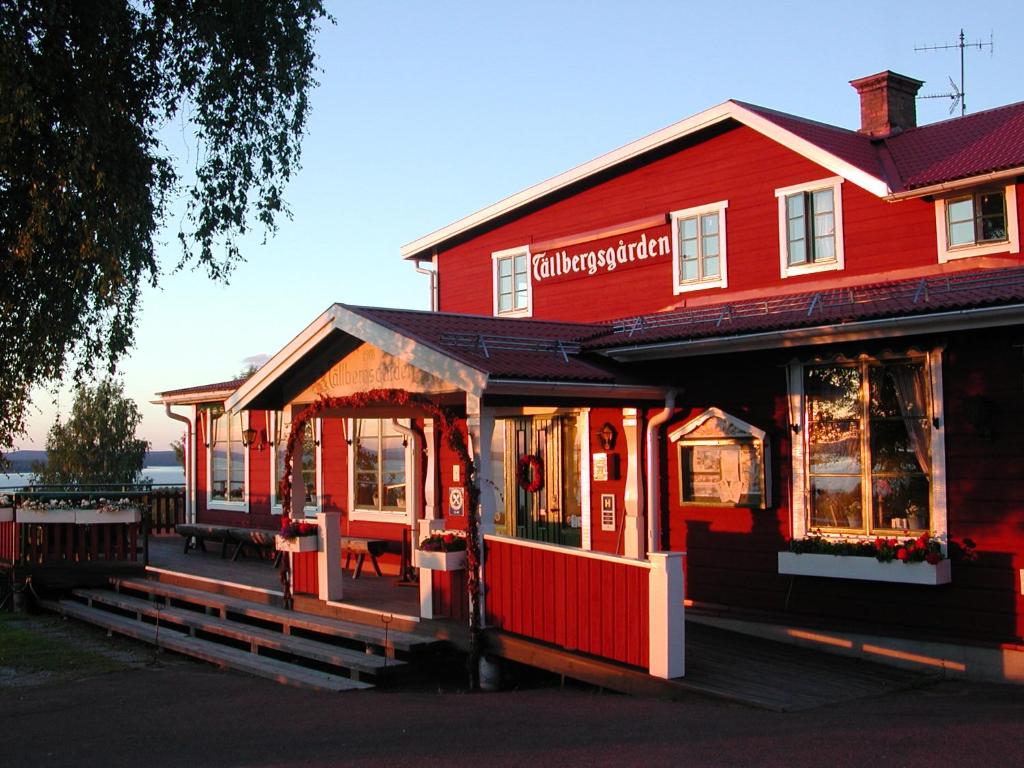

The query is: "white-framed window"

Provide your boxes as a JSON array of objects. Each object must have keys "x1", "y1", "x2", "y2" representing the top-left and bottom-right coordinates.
[
  {"x1": 935, "y1": 185, "x2": 1020, "y2": 262},
  {"x1": 207, "y1": 409, "x2": 248, "y2": 511},
  {"x1": 270, "y1": 411, "x2": 321, "y2": 517},
  {"x1": 492, "y1": 246, "x2": 532, "y2": 317},
  {"x1": 670, "y1": 200, "x2": 728, "y2": 293},
  {"x1": 776, "y1": 177, "x2": 845, "y2": 278},
  {"x1": 788, "y1": 349, "x2": 947, "y2": 545},
  {"x1": 349, "y1": 418, "x2": 411, "y2": 523}
]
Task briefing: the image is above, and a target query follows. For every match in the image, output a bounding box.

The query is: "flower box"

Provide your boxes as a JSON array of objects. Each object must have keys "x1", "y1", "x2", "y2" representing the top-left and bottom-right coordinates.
[
  {"x1": 778, "y1": 551, "x2": 951, "y2": 585},
  {"x1": 0, "y1": 507, "x2": 13, "y2": 523},
  {"x1": 16, "y1": 507, "x2": 77, "y2": 524},
  {"x1": 415, "y1": 549, "x2": 467, "y2": 571},
  {"x1": 275, "y1": 534, "x2": 319, "y2": 553},
  {"x1": 75, "y1": 507, "x2": 141, "y2": 525}
]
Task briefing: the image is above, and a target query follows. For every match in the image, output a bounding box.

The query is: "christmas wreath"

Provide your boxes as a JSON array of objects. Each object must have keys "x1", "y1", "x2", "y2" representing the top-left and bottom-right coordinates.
[{"x1": 517, "y1": 454, "x2": 544, "y2": 492}]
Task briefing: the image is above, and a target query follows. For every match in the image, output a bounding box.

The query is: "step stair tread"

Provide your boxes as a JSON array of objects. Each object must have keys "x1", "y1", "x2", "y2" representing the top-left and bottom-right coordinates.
[
  {"x1": 73, "y1": 588, "x2": 404, "y2": 676},
  {"x1": 41, "y1": 599, "x2": 372, "y2": 692},
  {"x1": 112, "y1": 577, "x2": 432, "y2": 652}
]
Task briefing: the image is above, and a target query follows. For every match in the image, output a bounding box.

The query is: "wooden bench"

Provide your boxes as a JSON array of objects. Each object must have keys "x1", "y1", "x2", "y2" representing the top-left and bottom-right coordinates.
[
  {"x1": 340, "y1": 537, "x2": 393, "y2": 579},
  {"x1": 176, "y1": 524, "x2": 233, "y2": 558},
  {"x1": 228, "y1": 528, "x2": 280, "y2": 566}
]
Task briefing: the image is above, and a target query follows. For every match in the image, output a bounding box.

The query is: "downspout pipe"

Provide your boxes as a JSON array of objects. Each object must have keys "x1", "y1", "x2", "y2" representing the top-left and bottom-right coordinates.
[
  {"x1": 414, "y1": 257, "x2": 438, "y2": 312},
  {"x1": 645, "y1": 390, "x2": 680, "y2": 556},
  {"x1": 164, "y1": 404, "x2": 194, "y2": 524}
]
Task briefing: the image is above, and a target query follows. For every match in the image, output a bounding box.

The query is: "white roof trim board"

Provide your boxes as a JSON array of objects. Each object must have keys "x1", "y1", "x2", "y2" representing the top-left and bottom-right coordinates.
[{"x1": 400, "y1": 101, "x2": 892, "y2": 261}]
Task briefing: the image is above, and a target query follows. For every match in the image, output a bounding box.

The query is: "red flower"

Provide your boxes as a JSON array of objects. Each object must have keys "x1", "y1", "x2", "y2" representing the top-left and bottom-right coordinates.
[
  {"x1": 925, "y1": 551, "x2": 942, "y2": 565},
  {"x1": 896, "y1": 548, "x2": 908, "y2": 561}
]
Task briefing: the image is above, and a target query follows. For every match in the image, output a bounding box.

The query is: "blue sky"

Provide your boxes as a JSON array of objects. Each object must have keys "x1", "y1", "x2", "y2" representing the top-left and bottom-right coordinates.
[{"x1": 15, "y1": 0, "x2": 1024, "y2": 452}]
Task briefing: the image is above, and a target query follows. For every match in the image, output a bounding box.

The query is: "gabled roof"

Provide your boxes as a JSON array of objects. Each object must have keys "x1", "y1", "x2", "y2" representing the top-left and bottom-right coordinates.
[
  {"x1": 155, "y1": 378, "x2": 249, "y2": 404},
  {"x1": 225, "y1": 304, "x2": 665, "y2": 413},
  {"x1": 590, "y1": 266, "x2": 1024, "y2": 359},
  {"x1": 402, "y1": 96, "x2": 1024, "y2": 261}
]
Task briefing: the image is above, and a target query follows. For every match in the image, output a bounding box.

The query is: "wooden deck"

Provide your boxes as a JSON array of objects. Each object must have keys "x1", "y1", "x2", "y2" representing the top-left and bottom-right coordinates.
[{"x1": 146, "y1": 535, "x2": 421, "y2": 620}]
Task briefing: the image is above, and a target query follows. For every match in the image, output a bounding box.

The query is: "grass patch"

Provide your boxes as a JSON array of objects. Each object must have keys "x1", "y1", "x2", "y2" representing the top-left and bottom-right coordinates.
[{"x1": 0, "y1": 613, "x2": 125, "y2": 682}]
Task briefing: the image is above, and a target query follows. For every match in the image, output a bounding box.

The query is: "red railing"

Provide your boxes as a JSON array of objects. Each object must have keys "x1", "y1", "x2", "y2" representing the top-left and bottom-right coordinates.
[
  {"x1": 146, "y1": 488, "x2": 187, "y2": 535},
  {"x1": 0, "y1": 520, "x2": 18, "y2": 563},
  {"x1": 484, "y1": 535, "x2": 652, "y2": 669},
  {"x1": 17, "y1": 521, "x2": 141, "y2": 566}
]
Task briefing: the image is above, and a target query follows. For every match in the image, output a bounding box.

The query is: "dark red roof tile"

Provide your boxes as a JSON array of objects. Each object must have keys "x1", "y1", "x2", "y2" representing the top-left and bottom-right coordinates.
[{"x1": 157, "y1": 377, "x2": 249, "y2": 399}]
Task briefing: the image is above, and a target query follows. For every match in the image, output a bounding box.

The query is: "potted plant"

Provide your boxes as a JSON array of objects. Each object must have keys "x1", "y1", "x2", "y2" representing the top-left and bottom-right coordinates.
[
  {"x1": 778, "y1": 531, "x2": 976, "y2": 586},
  {"x1": 415, "y1": 529, "x2": 468, "y2": 571},
  {"x1": 275, "y1": 520, "x2": 320, "y2": 553}
]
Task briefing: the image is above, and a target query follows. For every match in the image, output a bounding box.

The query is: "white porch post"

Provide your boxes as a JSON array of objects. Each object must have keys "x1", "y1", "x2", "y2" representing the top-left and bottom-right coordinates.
[
  {"x1": 648, "y1": 551, "x2": 685, "y2": 679},
  {"x1": 466, "y1": 393, "x2": 494, "y2": 625},
  {"x1": 622, "y1": 408, "x2": 644, "y2": 559},
  {"x1": 317, "y1": 510, "x2": 343, "y2": 601},
  {"x1": 418, "y1": 417, "x2": 445, "y2": 618}
]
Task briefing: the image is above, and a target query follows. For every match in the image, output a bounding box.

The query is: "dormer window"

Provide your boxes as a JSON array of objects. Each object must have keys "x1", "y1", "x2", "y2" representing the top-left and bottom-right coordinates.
[
  {"x1": 936, "y1": 185, "x2": 1019, "y2": 262},
  {"x1": 776, "y1": 177, "x2": 845, "y2": 278}
]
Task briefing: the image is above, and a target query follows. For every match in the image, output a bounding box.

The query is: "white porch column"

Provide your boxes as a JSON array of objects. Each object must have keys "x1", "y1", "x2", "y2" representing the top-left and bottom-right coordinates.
[
  {"x1": 622, "y1": 408, "x2": 644, "y2": 559},
  {"x1": 466, "y1": 393, "x2": 494, "y2": 625},
  {"x1": 648, "y1": 551, "x2": 685, "y2": 679},
  {"x1": 423, "y1": 418, "x2": 439, "y2": 521},
  {"x1": 317, "y1": 510, "x2": 343, "y2": 601}
]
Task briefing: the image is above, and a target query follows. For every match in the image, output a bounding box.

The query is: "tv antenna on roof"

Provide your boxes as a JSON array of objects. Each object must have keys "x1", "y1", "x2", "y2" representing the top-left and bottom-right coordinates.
[{"x1": 915, "y1": 29, "x2": 993, "y2": 116}]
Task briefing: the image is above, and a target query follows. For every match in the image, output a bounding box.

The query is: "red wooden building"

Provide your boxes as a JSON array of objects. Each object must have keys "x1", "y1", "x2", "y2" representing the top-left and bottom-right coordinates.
[{"x1": 159, "y1": 70, "x2": 1024, "y2": 683}]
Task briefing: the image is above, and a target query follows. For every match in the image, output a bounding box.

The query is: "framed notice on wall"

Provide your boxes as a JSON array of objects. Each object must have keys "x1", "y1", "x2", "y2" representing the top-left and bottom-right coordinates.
[
  {"x1": 670, "y1": 407, "x2": 770, "y2": 509},
  {"x1": 600, "y1": 494, "x2": 616, "y2": 531}
]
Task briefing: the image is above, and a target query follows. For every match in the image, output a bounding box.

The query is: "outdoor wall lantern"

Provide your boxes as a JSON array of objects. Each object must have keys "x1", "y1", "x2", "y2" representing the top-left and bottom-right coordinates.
[
  {"x1": 598, "y1": 422, "x2": 617, "y2": 451},
  {"x1": 241, "y1": 427, "x2": 258, "y2": 448}
]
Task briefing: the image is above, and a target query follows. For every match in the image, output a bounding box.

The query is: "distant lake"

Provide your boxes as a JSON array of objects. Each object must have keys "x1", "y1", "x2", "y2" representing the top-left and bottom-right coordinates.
[{"x1": 0, "y1": 465, "x2": 185, "y2": 489}]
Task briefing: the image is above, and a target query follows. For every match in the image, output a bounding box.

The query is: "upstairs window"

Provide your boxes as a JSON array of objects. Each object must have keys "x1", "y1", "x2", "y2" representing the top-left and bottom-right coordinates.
[
  {"x1": 936, "y1": 185, "x2": 1019, "y2": 262},
  {"x1": 776, "y1": 177, "x2": 845, "y2": 278},
  {"x1": 492, "y1": 246, "x2": 532, "y2": 317},
  {"x1": 670, "y1": 201, "x2": 728, "y2": 293}
]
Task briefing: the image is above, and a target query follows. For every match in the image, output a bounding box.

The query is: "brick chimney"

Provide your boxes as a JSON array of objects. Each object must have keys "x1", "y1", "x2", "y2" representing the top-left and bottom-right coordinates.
[{"x1": 849, "y1": 70, "x2": 924, "y2": 137}]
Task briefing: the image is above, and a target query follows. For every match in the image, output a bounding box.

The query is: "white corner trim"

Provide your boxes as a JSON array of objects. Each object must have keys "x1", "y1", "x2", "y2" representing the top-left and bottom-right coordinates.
[
  {"x1": 934, "y1": 184, "x2": 1020, "y2": 263},
  {"x1": 776, "y1": 177, "x2": 845, "y2": 279},
  {"x1": 670, "y1": 200, "x2": 729, "y2": 294},
  {"x1": 491, "y1": 245, "x2": 533, "y2": 318}
]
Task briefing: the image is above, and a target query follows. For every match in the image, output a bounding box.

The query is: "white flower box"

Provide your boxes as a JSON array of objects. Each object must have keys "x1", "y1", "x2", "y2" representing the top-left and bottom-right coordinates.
[
  {"x1": 415, "y1": 549, "x2": 467, "y2": 571},
  {"x1": 75, "y1": 507, "x2": 141, "y2": 525},
  {"x1": 16, "y1": 507, "x2": 76, "y2": 524},
  {"x1": 778, "y1": 551, "x2": 951, "y2": 585},
  {"x1": 275, "y1": 534, "x2": 320, "y2": 553}
]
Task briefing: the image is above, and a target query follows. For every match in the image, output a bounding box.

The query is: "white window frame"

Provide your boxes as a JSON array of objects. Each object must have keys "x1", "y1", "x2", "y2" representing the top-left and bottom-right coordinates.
[
  {"x1": 776, "y1": 177, "x2": 845, "y2": 278},
  {"x1": 206, "y1": 409, "x2": 250, "y2": 513},
  {"x1": 270, "y1": 411, "x2": 323, "y2": 517},
  {"x1": 348, "y1": 418, "x2": 414, "y2": 523},
  {"x1": 670, "y1": 200, "x2": 729, "y2": 294},
  {"x1": 491, "y1": 245, "x2": 533, "y2": 318},
  {"x1": 935, "y1": 184, "x2": 1020, "y2": 262},
  {"x1": 787, "y1": 348, "x2": 947, "y2": 548}
]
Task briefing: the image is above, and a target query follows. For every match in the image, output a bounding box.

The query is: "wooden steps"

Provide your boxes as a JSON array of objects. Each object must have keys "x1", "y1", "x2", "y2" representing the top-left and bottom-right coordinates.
[
  {"x1": 111, "y1": 576, "x2": 433, "y2": 656},
  {"x1": 41, "y1": 576, "x2": 444, "y2": 693},
  {"x1": 41, "y1": 598, "x2": 371, "y2": 693},
  {"x1": 72, "y1": 588, "x2": 403, "y2": 682}
]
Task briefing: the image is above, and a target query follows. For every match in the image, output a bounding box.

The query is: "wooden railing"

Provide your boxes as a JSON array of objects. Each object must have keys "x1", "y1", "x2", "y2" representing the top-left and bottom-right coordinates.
[
  {"x1": 18, "y1": 521, "x2": 141, "y2": 566},
  {"x1": 484, "y1": 535, "x2": 648, "y2": 668},
  {"x1": 145, "y1": 487, "x2": 187, "y2": 535}
]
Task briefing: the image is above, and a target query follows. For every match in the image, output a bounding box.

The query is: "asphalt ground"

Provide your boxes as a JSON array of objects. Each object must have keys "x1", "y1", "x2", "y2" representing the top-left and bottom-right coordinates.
[{"x1": 3, "y1": 652, "x2": 1023, "y2": 768}]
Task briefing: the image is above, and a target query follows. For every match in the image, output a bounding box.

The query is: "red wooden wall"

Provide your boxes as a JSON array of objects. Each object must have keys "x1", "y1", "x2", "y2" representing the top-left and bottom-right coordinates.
[
  {"x1": 659, "y1": 328, "x2": 1024, "y2": 644},
  {"x1": 485, "y1": 536, "x2": 649, "y2": 668},
  {"x1": 435, "y1": 124, "x2": 1024, "y2": 323},
  {"x1": 0, "y1": 520, "x2": 17, "y2": 563},
  {"x1": 292, "y1": 551, "x2": 318, "y2": 596}
]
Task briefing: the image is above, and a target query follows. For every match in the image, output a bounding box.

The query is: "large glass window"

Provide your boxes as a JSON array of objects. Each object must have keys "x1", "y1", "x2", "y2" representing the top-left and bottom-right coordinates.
[
  {"x1": 499, "y1": 414, "x2": 582, "y2": 547},
  {"x1": 211, "y1": 411, "x2": 245, "y2": 503},
  {"x1": 805, "y1": 359, "x2": 932, "y2": 534},
  {"x1": 353, "y1": 419, "x2": 407, "y2": 513},
  {"x1": 273, "y1": 412, "x2": 318, "y2": 513}
]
